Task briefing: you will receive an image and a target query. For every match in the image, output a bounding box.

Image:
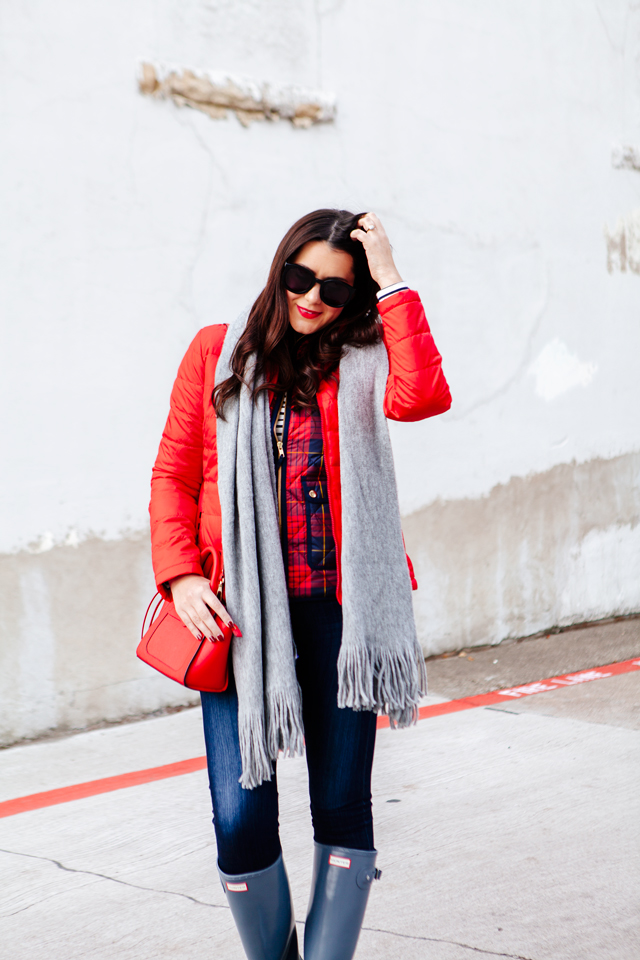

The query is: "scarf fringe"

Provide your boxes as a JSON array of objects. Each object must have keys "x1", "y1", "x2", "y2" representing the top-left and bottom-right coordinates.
[
  {"x1": 266, "y1": 689, "x2": 306, "y2": 760},
  {"x1": 337, "y1": 641, "x2": 428, "y2": 729},
  {"x1": 238, "y1": 712, "x2": 273, "y2": 790}
]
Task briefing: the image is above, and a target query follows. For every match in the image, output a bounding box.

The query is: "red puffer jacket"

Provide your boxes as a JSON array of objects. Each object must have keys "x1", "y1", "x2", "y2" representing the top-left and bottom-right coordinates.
[{"x1": 150, "y1": 289, "x2": 451, "y2": 602}]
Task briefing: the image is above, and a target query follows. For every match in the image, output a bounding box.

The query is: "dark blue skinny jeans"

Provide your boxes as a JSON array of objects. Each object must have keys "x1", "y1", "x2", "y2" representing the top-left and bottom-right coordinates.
[{"x1": 201, "y1": 598, "x2": 377, "y2": 876}]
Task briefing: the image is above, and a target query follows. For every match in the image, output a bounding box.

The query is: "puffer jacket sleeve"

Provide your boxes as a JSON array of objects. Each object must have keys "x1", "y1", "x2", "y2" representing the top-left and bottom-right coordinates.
[
  {"x1": 149, "y1": 329, "x2": 207, "y2": 595},
  {"x1": 379, "y1": 289, "x2": 452, "y2": 422}
]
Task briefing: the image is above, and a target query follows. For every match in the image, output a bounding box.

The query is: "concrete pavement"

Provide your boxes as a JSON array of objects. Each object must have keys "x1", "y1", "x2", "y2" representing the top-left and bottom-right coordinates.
[{"x1": 1, "y1": 619, "x2": 639, "y2": 960}]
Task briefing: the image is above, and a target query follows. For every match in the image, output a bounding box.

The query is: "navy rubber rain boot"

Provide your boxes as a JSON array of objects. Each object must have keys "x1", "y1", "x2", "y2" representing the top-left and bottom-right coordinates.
[
  {"x1": 303, "y1": 843, "x2": 381, "y2": 960},
  {"x1": 218, "y1": 853, "x2": 300, "y2": 960}
]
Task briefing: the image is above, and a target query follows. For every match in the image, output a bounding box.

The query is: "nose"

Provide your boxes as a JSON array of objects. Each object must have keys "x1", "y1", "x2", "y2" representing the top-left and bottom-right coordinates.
[{"x1": 304, "y1": 281, "x2": 322, "y2": 305}]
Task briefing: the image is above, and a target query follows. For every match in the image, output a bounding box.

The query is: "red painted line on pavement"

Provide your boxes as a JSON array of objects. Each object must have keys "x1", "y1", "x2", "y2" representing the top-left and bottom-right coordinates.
[
  {"x1": 375, "y1": 657, "x2": 640, "y2": 728},
  {"x1": 2, "y1": 658, "x2": 638, "y2": 818},
  {"x1": 0, "y1": 756, "x2": 207, "y2": 819}
]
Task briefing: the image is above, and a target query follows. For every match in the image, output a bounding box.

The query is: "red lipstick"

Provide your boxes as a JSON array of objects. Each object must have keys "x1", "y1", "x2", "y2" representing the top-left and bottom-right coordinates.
[{"x1": 297, "y1": 305, "x2": 322, "y2": 319}]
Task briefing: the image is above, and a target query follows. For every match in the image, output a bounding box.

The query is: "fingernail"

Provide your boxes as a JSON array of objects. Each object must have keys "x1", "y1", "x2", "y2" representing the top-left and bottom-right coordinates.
[
  {"x1": 197, "y1": 632, "x2": 205, "y2": 641},
  {"x1": 231, "y1": 622, "x2": 243, "y2": 638}
]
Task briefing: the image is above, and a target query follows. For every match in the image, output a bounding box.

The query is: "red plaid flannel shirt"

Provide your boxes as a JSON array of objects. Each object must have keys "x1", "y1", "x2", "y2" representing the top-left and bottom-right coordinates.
[{"x1": 271, "y1": 394, "x2": 337, "y2": 599}]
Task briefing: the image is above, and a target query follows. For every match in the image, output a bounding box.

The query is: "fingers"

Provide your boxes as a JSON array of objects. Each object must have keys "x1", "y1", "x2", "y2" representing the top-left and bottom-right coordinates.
[
  {"x1": 358, "y1": 213, "x2": 377, "y2": 232},
  {"x1": 350, "y1": 212, "x2": 386, "y2": 244},
  {"x1": 202, "y1": 584, "x2": 237, "y2": 637},
  {"x1": 176, "y1": 599, "x2": 224, "y2": 642},
  {"x1": 200, "y1": 583, "x2": 227, "y2": 620},
  {"x1": 191, "y1": 603, "x2": 225, "y2": 641},
  {"x1": 170, "y1": 575, "x2": 239, "y2": 642}
]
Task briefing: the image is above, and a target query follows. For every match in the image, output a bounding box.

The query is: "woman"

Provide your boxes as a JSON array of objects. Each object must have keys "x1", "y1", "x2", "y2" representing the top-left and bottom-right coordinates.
[{"x1": 149, "y1": 209, "x2": 451, "y2": 960}]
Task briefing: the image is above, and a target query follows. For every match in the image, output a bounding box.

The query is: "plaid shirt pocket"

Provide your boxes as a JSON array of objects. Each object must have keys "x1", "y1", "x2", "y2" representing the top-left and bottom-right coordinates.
[{"x1": 301, "y1": 477, "x2": 337, "y2": 572}]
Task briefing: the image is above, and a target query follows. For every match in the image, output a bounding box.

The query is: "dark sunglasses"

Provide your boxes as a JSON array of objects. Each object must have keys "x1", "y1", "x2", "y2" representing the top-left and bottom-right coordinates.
[{"x1": 283, "y1": 262, "x2": 355, "y2": 308}]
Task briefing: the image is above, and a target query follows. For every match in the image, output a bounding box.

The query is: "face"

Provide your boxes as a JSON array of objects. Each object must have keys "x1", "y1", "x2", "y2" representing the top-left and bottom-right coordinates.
[{"x1": 286, "y1": 241, "x2": 355, "y2": 334}]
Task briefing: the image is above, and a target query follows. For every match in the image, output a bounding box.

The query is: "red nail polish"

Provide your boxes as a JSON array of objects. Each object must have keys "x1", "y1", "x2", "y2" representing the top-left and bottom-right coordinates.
[{"x1": 231, "y1": 623, "x2": 243, "y2": 638}]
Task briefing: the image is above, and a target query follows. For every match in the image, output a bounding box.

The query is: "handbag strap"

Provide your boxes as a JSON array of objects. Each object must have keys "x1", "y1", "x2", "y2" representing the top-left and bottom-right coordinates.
[
  {"x1": 141, "y1": 593, "x2": 164, "y2": 640},
  {"x1": 200, "y1": 546, "x2": 225, "y2": 600}
]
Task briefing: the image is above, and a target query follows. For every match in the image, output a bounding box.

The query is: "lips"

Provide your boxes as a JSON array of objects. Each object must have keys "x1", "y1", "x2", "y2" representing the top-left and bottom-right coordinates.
[{"x1": 297, "y1": 304, "x2": 322, "y2": 319}]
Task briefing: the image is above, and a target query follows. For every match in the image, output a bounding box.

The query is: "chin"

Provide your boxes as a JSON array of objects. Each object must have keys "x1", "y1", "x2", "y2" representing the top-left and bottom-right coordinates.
[{"x1": 291, "y1": 314, "x2": 324, "y2": 333}]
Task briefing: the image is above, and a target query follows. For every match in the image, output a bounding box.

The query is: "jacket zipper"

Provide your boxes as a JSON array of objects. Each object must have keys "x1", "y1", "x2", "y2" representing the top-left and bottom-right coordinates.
[
  {"x1": 273, "y1": 392, "x2": 287, "y2": 534},
  {"x1": 316, "y1": 389, "x2": 341, "y2": 602},
  {"x1": 272, "y1": 390, "x2": 299, "y2": 656}
]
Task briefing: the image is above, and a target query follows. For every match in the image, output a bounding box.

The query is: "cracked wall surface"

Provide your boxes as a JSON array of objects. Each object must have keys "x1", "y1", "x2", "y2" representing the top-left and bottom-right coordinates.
[{"x1": 1, "y1": 0, "x2": 640, "y2": 739}]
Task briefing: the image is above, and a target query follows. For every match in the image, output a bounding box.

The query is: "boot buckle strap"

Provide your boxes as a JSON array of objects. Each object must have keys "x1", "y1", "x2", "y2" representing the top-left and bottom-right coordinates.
[{"x1": 356, "y1": 866, "x2": 382, "y2": 890}]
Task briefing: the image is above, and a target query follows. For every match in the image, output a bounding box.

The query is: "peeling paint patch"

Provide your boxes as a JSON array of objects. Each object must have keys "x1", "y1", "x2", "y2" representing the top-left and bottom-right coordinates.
[
  {"x1": 611, "y1": 144, "x2": 640, "y2": 171},
  {"x1": 138, "y1": 62, "x2": 336, "y2": 128},
  {"x1": 31, "y1": 532, "x2": 55, "y2": 554},
  {"x1": 16, "y1": 526, "x2": 147, "y2": 557},
  {"x1": 604, "y1": 209, "x2": 640, "y2": 273},
  {"x1": 64, "y1": 529, "x2": 80, "y2": 548},
  {"x1": 529, "y1": 338, "x2": 597, "y2": 401}
]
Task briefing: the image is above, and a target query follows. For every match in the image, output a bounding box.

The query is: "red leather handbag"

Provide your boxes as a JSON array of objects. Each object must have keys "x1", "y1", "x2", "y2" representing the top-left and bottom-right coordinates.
[{"x1": 137, "y1": 549, "x2": 232, "y2": 692}]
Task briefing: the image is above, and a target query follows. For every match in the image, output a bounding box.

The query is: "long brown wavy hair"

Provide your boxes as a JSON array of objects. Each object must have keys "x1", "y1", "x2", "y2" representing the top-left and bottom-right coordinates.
[{"x1": 213, "y1": 208, "x2": 381, "y2": 416}]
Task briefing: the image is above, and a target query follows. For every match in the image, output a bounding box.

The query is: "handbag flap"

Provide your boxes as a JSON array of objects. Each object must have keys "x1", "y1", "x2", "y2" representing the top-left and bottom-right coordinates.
[{"x1": 140, "y1": 602, "x2": 202, "y2": 680}]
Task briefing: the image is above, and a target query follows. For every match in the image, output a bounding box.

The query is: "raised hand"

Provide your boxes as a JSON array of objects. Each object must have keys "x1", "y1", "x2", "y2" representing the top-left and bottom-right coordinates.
[{"x1": 350, "y1": 212, "x2": 403, "y2": 289}]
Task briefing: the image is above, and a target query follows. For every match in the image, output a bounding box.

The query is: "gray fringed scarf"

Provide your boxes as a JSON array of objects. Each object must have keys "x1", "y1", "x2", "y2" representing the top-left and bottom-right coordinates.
[{"x1": 215, "y1": 313, "x2": 427, "y2": 789}]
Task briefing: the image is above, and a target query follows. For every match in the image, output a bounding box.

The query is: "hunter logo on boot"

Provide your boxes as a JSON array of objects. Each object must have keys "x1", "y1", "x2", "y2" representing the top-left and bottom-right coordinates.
[
  {"x1": 226, "y1": 881, "x2": 248, "y2": 891},
  {"x1": 328, "y1": 855, "x2": 351, "y2": 869}
]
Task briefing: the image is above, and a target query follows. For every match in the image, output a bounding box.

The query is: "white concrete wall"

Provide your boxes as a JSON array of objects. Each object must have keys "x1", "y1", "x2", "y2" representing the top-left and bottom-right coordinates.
[{"x1": 1, "y1": 0, "x2": 639, "y2": 742}]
